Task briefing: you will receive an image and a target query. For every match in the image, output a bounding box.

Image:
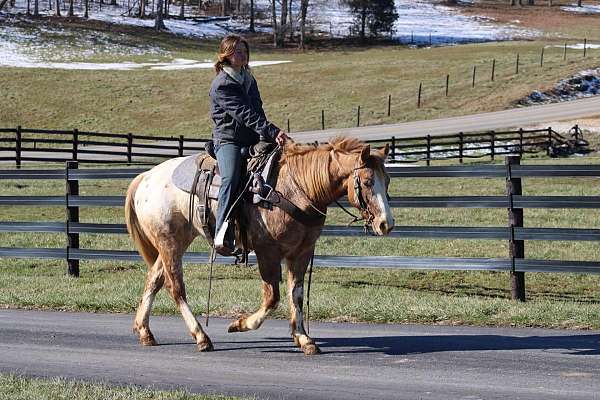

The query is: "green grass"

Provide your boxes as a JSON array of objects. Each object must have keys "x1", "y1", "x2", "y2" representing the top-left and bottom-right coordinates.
[
  {"x1": 2, "y1": 19, "x2": 600, "y2": 136},
  {"x1": 0, "y1": 374, "x2": 244, "y2": 400}
]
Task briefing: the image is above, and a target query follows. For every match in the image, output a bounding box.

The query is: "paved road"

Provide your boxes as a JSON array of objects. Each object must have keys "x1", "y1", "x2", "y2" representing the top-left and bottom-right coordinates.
[
  {"x1": 1, "y1": 309, "x2": 599, "y2": 399},
  {"x1": 292, "y1": 96, "x2": 600, "y2": 142}
]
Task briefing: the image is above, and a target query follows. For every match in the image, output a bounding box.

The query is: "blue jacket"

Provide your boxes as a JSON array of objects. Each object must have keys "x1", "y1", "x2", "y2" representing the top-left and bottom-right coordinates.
[{"x1": 209, "y1": 70, "x2": 280, "y2": 147}]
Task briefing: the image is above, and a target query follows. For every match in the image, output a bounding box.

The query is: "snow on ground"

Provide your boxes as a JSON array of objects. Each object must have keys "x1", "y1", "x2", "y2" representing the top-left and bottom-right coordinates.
[
  {"x1": 256, "y1": 0, "x2": 538, "y2": 45},
  {"x1": 548, "y1": 43, "x2": 600, "y2": 50},
  {"x1": 518, "y1": 68, "x2": 600, "y2": 106},
  {"x1": 561, "y1": 3, "x2": 600, "y2": 13},
  {"x1": 0, "y1": 0, "x2": 540, "y2": 70}
]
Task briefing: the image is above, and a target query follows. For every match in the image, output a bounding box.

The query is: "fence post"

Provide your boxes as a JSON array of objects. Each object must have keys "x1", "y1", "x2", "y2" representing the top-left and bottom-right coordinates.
[
  {"x1": 515, "y1": 53, "x2": 520, "y2": 74},
  {"x1": 445, "y1": 74, "x2": 449, "y2": 97},
  {"x1": 387, "y1": 94, "x2": 391, "y2": 117},
  {"x1": 391, "y1": 136, "x2": 396, "y2": 162},
  {"x1": 178, "y1": 135, "x2": 184, "y2": 157},
  {"x1": 472, "y1": 65, "x2": 476, "y2": 87},
  {"x1": 506, "y1": 155, "x2": 525, "y2": 301},
  {"x1": 287, "y1": 118, "x2": 290, "y2": 132},
  {"x1": 66, "y1": 161, "x2": 80, "y2": 278},
  {"x1": 426, "y1": 134, "x2": 431, "y2": 166},
  {"x1": 518, "y1": 128, "x2": 524, "y2": 156},
  {"x1": 72, "y1": 128, "x2": 79, "y2": 161},
  {"x1": 321, "y1": 110, "x2": 325, "y2": 130},
  {"x1": 491, "y1": 59, "x2": 495, "y2": 82},
  {"x1": 490, "y1": 131, "x2": 495, "y2": 161},
  {"x1": 584, "y1": 38, "x2": 587, "y2": 57},
  {"x1": 417, "y1": 82, "x2": 422, "y2": 108},
  {"x1": 540, "y1": 47, "x2": 544, "y2": 67},
  {"x1": 563, "y1": 43, "x2": 567, "y2": 61},
  {"x1": 546, "y1": 126, "x2": 553, "y2": 156},
  {"x1": 357, "y1": 106, "x2": 361, "y2": 127},
  {"x1": 458, "y1": 132, "x2": 464, "y2": 164},
  {"x1": 127, "y1": 133, "x2": 133, "y2": 164},
  {"x1": 15, "y1": 125, "x2": 22, "y2": 169}
]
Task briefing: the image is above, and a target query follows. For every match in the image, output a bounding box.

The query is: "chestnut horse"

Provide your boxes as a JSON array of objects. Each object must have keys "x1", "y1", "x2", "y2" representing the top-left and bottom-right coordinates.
[{"x1": 125, "y1": 137, "x2": 394, "y2": 355}]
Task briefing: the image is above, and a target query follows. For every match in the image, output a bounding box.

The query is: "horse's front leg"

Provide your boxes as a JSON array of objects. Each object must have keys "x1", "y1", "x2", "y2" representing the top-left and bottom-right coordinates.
[
  {"x1": 228, "y1": 249, "x2": 280, "y2": 333},
  {"x1": 286, "y1": 251, "x2": 321, "y2": 356}
]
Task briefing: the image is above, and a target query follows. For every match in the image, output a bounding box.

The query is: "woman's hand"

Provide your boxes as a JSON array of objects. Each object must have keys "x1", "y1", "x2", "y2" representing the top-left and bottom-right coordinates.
[{"x1": 275, "y1": 130, "x2": 290, "y2": 146}]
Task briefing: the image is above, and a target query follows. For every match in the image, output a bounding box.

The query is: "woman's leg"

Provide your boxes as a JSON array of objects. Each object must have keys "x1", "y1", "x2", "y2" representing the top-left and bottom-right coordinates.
[{"x1": 215, "y1": 143, "x2": 242, "y2": 254}]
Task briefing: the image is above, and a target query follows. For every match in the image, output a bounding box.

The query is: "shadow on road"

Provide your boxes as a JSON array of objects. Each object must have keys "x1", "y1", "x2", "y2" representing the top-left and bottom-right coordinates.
[{"x1": 313, "y1": 334, "x2": 600, "y2": 356}]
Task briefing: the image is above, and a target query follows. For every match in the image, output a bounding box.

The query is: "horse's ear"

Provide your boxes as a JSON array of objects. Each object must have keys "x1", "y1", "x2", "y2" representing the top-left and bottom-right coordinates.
[
  {"x1": 360, "y1": 145, "x2": 370, "y2": 163},
  {"x1": 379, "y1": 143, "x2": 390, "y2": 158}
]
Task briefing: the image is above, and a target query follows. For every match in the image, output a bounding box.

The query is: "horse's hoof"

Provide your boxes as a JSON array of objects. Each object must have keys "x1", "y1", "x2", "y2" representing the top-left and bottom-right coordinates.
[
  {"x1": 302, "y1": 343, "x2": 321, "y2": 356},
  {"x1": 293, "y1": 335, "x2": 301, "y2": 347},
  {"x1": 227, "y1": 320, "x2": 241, "y2": 333},
  {"x1": 140, "y1": 334, "x2": 158, "y2": 346},
  {"x1": 197, "y1": 340, "x2": 214, "y2": 352}
]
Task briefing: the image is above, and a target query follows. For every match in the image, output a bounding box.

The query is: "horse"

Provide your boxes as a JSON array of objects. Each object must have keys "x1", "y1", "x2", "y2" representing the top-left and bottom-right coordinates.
[{"x1": 125, "y1": 137, "x2": 394, "y2": 355}]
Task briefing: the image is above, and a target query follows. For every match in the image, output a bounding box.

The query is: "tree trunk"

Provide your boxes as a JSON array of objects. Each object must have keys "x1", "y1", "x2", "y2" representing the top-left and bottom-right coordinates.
[
  {"x1": 0, "y1": 0, "x2": 9, "y2": 11},
  {"x1": 289, "y1": 0, "x2": 294, "y2": 41},
  {"x1": 139, "y1": 0, "x2": 145, "y2": 17},
  {"x1": 55, "y1": 0, "x2": 61, "y2": 16},
  {"x1": 299, "y1": 0, "x2": 308, "y2": 49},
  {"x1": 527, "y1": 0, "x2": 534, "y2": 4},
  {"x1": 278, "y1": 0, "x2": 288, "y2": 47},
  {"x1": 155, "y1": 0, "x2": 165, "y2": 29},
  {"x1": 68, "y1": 0, "x2": 73, "y2": 16},
  {"x1": 271, "y1": 0, "x2": 278, "y2": 47},
  {"x1": 221, "y1": 0, "x2": 229, "y2": 15},
  {"x1": 179, "y1": 0, "x2": 183, "y2": 17},
  {"x1": 34, "y1": 0, "x2": 39, "y2": 15},
  {"x1": 360, "y1": 4, "x2": 366, "y2": 41},
  {"x1": 84, "y1": 0, "x2": 88, "y2": 17},
  {"x1": 249, "y1": 0, "x2": 254, "y2": 31},
  {"x1": 577, "y1": 0, "x2": 582, "y2": 6},
  {"x1": 27, "y1": 0, "x2": 31, "y2": 14},
  {"x1": 510, "y1": 0, "x2": 515, "y2": 5}
]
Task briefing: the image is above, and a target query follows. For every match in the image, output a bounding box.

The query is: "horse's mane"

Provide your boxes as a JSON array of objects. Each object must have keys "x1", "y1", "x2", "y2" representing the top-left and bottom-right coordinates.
[{"x1": 280, "y1": 136, "x2": 365, "y2": 203}]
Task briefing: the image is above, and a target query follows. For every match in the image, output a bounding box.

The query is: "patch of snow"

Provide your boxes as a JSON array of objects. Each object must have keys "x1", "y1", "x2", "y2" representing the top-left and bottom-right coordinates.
[
  {"x1": 548, "y1": 43, "x2": 600, "y2": 50},
  {"x1": 561, "y1": 4, "x2": 600, "y2": 13},
  {"x1": 518, "y1": 68, "x2": 600, "y2": 106}
]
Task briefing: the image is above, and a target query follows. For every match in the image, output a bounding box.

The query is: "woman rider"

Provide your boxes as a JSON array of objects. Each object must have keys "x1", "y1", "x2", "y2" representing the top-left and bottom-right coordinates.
[{"x1": 210, "y1": 34, "x2": 289, "y2": 256}]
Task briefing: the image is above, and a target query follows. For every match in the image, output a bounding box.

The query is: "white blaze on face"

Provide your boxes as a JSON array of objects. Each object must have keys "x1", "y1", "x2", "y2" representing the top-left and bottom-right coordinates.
[{"x1": 373, "y1": 169, "x2": 394, "y2": 234}]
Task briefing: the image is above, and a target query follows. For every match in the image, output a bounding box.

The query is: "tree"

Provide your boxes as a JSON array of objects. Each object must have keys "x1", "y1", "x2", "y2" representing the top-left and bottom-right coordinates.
[
  {"x1": 249, "y1": 0, "x2": 254, "y2": 31},
  {"x1": 299, "y1": 0, "x2": 309, "y2": 48},
  {"x1": 345, "y1": 0, "x2": 398, "y2": 40},
  {"x1": 271, "y1": 0, "x2": 289, "y2": 47},
  {"x1": 155, "y1": 0, "x2": 166, "y2": 29},
  {"x1": 54, "y1": 0, "x2": 61, "y2": 16}
]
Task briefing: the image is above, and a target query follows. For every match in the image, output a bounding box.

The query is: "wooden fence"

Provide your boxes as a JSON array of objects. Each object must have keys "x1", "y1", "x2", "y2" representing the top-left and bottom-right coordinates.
[
  {"x1": 1, "y1": 157, "x2": 600, "y2": 301},
  {"x1": 0, "y1": 125, "x2": 587, "y2": 167}
]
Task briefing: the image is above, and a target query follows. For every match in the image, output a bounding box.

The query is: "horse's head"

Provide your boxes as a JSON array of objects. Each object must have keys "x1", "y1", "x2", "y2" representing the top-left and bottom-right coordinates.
[{"x1": 346, "y1": 144, "x2": 394, "y2": 236}]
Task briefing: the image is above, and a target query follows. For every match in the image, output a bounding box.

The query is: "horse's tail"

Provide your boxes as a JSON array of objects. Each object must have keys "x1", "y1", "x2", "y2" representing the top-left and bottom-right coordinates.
[{"x1": 125, "y1": 173, "x2": 159, "y2": 268}]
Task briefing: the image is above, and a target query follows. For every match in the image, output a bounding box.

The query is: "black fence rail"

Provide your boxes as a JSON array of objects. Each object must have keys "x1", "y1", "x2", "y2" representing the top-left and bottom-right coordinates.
[
  {"x1": 1, "y1": 158, "x2": 600, "y2": 301},
  {"x1": 0, "y1": 125, "x2": 589, "y2": 167},
  {"x1": 0, "y1": 126, "x2": 208, "y2": 166}
]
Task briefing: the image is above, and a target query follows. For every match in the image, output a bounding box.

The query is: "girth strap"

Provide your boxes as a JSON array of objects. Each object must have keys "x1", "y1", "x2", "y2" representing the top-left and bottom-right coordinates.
[{"x1": 259, "y1": 189, "x2": 326, "y2": 227}]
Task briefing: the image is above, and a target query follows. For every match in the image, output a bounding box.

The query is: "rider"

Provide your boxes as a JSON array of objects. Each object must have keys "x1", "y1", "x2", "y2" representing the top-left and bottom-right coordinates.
[{"x1": 209, "y1": 34, "x2": 289, "y2": 256}]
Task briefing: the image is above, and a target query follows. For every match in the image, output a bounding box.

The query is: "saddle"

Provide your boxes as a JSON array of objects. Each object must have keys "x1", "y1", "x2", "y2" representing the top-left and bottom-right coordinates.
[{"x1": 171, "y1": 142, "x2": 280, "y2": 247}]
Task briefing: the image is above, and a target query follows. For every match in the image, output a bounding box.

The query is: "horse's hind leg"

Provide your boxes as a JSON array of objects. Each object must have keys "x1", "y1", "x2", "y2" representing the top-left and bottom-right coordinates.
[
  {"x1": 227, "y1": 250, "x2": 280, "y2": 333},
  {"x1": 133, "y1": 257, "x2": 165, "y2": 346},
  {"x1": 161, "y1": 247, "x2": 214, "y2": 352},
  {"x1": 286, "y1": 250, "x2": 321, "y2": 356}
]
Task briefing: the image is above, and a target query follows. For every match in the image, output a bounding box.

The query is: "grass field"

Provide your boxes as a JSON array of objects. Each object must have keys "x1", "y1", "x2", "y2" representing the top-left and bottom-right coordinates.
[
  {"x1": 1, "y1": 6, "x2": 600, "y2": 330},
  {"x1": 0, "y1": 374, "x2": 243, "y2": 400},
  {"x1": 2, "y1": 15, "x2": 600, "y2": 137}
]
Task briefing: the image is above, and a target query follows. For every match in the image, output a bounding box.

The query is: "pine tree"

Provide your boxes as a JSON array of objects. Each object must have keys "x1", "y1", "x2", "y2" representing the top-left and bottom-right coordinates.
[{"x1": 344, "y1": 0, "x2": 398, "y2": 40}]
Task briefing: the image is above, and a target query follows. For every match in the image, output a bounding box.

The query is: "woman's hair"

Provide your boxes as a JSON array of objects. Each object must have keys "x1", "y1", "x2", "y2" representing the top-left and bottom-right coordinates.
[{"x1": 214, "y1": 34, "x2": 250, "y2": 74}]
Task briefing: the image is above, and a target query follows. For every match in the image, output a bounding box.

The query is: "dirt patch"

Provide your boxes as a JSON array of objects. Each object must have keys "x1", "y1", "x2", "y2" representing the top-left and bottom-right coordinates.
[{"x1": 451, "y1": 1, "x2": 600, "y2": 38}]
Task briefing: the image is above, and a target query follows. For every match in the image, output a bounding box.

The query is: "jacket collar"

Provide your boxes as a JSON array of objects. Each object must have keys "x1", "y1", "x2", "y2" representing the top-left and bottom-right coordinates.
[{"x1": 223, "y1": 66, "x2": 253, "y2": 93}]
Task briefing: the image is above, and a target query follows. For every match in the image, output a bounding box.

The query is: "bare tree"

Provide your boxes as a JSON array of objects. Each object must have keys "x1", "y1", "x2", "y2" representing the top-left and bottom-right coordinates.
[
  {"x1": 271, "y1": 0, "x2": 278, "y2": 47},
  {"x1": 249, "y1": 0, "x2": 254, "y2": 31},
  {"x1": 55, "y1": 0, "x2": 61, "y2": 16},
  {"x1": 299, "y1": 0, "x2": 309, "y2": 49},
  {"x1": 289, "y1": 0, "x2": 294, "y2": 41},
  {"x1": 221, "y1": 0, "x2": 230, "y2": 15},
  {"x1": 155, "y1": 0, "x2": 166, "y2": 29},
  {"x1": 34, "y1": 0, "x2": 39, "y2": 15},
  {"x1": 139, "y1": 0, "x2": 146, "y2": 17},
  {"x1": 27, "y1": 0, "x2": 31, "y2": 14},
  {"x1": 0, "y1": 0, "x2": 9, "y2": 10},
  {"x1": 68, "y1": 0, "x2": 74, "y2": 16},
  {"x1": 84, "y1": 0, "x2": 88, "y2": 17},
  {"x1": 577, "y1": 0, "x2": 582, "y2": 6},
  {"x1": 179, "y1": 0, "x2": 184, "y2": 17},
  {"x1": 279, "y1": 0, "x2": 288, "y2": 46}
]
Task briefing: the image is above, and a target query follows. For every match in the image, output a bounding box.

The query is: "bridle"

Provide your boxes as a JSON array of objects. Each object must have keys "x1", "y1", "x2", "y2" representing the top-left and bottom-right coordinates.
[{"x1": 334, "y1": 161, "x2": 376, "y2": 234}]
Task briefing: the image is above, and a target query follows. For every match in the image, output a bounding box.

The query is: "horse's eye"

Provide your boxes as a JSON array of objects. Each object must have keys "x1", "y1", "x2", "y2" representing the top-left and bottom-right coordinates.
[{"x1": 363, "y1": 179, "x2": 374, "y2": 188}]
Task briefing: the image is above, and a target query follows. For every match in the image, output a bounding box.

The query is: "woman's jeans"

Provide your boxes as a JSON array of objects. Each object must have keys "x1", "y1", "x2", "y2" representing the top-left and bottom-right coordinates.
[{"x1": 215, "y1": 143, "x2": 242, "y2": 241}]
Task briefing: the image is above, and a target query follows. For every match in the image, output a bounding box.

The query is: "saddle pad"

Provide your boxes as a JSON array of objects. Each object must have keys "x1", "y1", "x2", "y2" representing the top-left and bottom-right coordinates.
[{"x1": 172, "y1": 154, "x2": 217, "y2": 194}]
